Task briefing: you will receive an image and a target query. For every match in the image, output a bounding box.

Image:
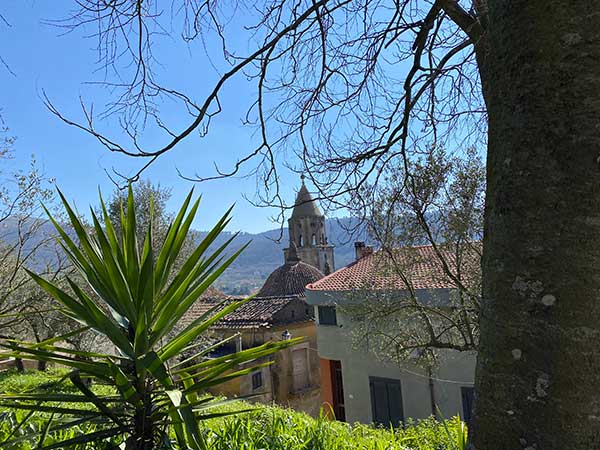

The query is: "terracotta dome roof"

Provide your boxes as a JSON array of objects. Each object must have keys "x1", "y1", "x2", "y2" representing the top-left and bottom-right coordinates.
[{"x1": 257, "y1": 260, "x2": 325, "y2": 297}]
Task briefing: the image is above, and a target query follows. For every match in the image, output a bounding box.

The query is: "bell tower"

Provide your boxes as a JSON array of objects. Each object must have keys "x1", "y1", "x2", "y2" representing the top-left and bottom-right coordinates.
[{"x1": 284, "y1": 176, "x2": 335, "y2": 274}]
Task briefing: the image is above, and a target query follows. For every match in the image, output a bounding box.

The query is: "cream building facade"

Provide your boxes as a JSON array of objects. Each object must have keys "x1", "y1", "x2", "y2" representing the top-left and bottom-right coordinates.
[{"x1": 305, "y1": 244, "x2": 476, "y2": 425}]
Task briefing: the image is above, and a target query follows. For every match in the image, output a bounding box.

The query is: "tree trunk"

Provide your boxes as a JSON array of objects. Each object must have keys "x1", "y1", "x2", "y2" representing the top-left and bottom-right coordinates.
[
  {"x1": 471, "y1": 1, "x2": 600, "y2": 449},
  {"x1": 125, "y1": 408, "x2": 154, "y2": 450},
  {"x1": 125, "y1": 379, "x2": 153, "y2": 450}
]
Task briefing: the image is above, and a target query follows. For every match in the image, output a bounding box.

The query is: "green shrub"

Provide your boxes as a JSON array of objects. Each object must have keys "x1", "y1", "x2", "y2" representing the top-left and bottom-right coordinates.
[
  {"x1": 203, "y1": 405, "x2": 466, "y2": 450},
  {"x1": 0, "y1": 370, "x2": 105, "y2": 450},
  {"x1": 0, "y1": 369, "x2": 70, "y2": 394},
  {"x1": 0, "y1": 188, "x2": 297, "y2": 450},
  {"x1": 0, "y1": 370, "x2": 467, "y2": 450}
]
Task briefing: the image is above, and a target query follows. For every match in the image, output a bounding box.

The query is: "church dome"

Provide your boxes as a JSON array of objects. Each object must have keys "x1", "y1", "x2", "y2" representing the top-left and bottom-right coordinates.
[{"x1": 257, "y1": 260, "x2": 325, "y2": 297}]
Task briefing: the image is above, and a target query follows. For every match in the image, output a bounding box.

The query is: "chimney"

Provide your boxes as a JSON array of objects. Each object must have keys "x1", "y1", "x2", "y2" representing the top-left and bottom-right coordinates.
[{"x1": 354, "y1": 241, "x2": 373, "y2": 260}]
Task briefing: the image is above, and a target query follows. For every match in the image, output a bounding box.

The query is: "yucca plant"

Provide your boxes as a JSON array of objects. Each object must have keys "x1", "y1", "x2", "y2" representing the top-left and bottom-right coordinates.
[{"x1": 0, "y1": 187, "x2": 300, "y2": 450}]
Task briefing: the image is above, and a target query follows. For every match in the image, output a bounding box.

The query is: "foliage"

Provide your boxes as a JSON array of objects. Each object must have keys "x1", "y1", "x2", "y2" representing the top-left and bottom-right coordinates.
[
  {"x1": 206, "y1": 408, "x2": 467, "y2": 450},
  {"x1": 0, "y1": 118, "x2": 74, "y2": 353},
  {"x1": 342, "y1": 147, "x2": 483, "y2": 368},
  {"x1": 0, "y1": 370, "x2": 468, "y2": 450},
  {"x1": 0, "y1": 187, "x2": 300, "y2": 450},
  {"x1": 103, "y1": 180, "x2": 202, "y2": 302},
  {"x1": 0, "y1": 369, "x2": 81, "y2": 394},
  {"x1": 105, "y1": 180, "x2": 175, "y2": 248},
  {"x1": 0, "y1": 369, "x2": 116, "y2": 450}
]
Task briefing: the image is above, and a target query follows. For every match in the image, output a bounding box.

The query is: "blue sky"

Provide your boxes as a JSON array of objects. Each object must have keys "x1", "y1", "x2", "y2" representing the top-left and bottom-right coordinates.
[{"x1": 0, "y1": 1, "x2": 309, "y2": 233}]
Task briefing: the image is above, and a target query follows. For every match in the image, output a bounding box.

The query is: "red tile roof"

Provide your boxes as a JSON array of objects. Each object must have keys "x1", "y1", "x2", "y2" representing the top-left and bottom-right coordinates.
[
  {"x1": 306, "y1": 244, "x2": 480, "y2": 292},
  {"x1": 180, "y1": 295, "x2": 311, "y2": 330}
]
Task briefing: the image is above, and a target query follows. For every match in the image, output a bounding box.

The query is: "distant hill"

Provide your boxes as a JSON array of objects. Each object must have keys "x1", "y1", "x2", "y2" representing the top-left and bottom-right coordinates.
[{"x1": 0, "y1": 216, "x2": 370, "y2": 296}]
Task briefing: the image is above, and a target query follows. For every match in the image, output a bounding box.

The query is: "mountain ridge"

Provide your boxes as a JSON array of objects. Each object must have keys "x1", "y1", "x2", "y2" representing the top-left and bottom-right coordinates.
[{"x1": 0, "y1": 216, "x2": 369, "y2": 295}]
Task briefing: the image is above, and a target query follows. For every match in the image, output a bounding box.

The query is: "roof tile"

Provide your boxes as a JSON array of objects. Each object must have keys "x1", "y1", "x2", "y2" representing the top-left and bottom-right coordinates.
[
  {"x1": 306, "y1": 244, "x2": 480, "y2": 292},
  {"x1": 180, "y1": 295, "x2": 309, "y2": 329},
  {"x1": 258, "y1": 261, "x2": 324, "y2": 297}
]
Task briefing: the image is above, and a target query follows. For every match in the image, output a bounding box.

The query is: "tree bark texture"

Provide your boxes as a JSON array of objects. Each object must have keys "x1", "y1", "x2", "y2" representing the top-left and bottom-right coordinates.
[{"x1": 471, "y1": 1, "x2": 600, "y2": 449}]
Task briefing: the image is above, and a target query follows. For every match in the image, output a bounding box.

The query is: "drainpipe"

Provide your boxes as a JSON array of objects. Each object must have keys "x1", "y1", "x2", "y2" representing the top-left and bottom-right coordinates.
[{"x1": 427, "y1": 365, "x2": 437, "y2": 417}]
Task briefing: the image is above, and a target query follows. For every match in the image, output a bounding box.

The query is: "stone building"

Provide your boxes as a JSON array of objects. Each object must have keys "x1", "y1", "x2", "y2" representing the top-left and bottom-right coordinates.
[
  {"x1": 284, "y1": 176, "x2": 335, "y2": 275},
  {"x1": 182, "y1": 179, "x2": 332, "y2": 415}
]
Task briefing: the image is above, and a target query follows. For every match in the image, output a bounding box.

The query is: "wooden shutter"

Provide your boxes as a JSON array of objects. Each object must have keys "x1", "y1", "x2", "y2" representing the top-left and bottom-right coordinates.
[
  {"x1": 292, "y1": 348, "x2": 309, "y2": 391},
  {"x1": 387, "y1": 381, "x2": 403, "y2": 426},
  {"x1": 369, "y1": 377, "x2": 404, "y2": 426},
  {"x1": 318, "y1": 306, "x2": 337, "y2": 325}
]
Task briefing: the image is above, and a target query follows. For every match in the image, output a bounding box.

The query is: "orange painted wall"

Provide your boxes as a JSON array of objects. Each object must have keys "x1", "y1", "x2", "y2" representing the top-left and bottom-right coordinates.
[{"x1": 320, "y1": 358, "x2": 334, "y2": 417}]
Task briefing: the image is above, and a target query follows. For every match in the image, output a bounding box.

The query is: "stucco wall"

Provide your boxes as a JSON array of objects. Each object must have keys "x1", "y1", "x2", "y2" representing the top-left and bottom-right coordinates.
[
  {"x1": 269, "y1": 322, "x2": 322, "y2": 416},
  {"x1": 306, "y1": 289, "x2": 476, "y2": 424},
  {"x1": 209, "y1": 321, "x2": 322, "y2": 417}
]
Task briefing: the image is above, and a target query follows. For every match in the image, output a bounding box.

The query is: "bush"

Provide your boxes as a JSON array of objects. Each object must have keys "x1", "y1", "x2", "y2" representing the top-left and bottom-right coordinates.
[
  {"x1": 0, "y1": 188, "x2": 297, "y2": 450},
  {"x1": 0, "y1": 370, "x2": 467, "y2": 450},
  {"x1": 0, "y1": 370, "x2": 115, "y2": 450},
  {"x1": 205, "y1": 407, "x2": 466, "y2": 450}
]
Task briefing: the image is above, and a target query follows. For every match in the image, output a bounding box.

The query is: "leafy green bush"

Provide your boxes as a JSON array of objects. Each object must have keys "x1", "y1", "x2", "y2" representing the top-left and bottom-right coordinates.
[
  {"x1": 0, "y1": 188, "x2": 298, "y2": 450},
  {"x1": 0, "y1": 369, "x2": 71, "y2": 394},
  {"x1": 204, "y1": 407, "x2": 467, "y2": 450},
  {"x1": 0, "y1": 369, "x2": 466, "y2": 450},
  {"x1": 0, "y1": 370, "x2": 113, "y2": 450}
]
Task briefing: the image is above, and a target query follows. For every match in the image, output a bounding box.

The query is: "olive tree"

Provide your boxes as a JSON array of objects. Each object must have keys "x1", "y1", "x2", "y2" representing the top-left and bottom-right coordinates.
[
  {"x1": 0, "y1": 119, "x2": 75, "y2": 358},
  {"x1": 344, "y1": 146, "x2": 483, "y2": 370}
]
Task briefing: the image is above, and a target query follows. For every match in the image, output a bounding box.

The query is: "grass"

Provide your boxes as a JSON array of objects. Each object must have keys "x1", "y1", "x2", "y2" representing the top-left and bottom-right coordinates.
[
  {"x1": 0, "y1": 370, "x2": 467, "y2": 450},
  {"x1": 0, "y1": 369, "x2": 117, "y2": 450},
  {"x1": 204, "y1": 408, "x2": 467, "y2": 450}
]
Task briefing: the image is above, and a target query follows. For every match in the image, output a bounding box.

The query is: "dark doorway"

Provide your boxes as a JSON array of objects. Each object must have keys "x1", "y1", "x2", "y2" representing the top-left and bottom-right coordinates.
[
  {"x1": 369, "y1": 377, "x2": 403, "y2": 427},
  {"x1": 331, "y1": 360, "x2": 346, "y2": 421}
]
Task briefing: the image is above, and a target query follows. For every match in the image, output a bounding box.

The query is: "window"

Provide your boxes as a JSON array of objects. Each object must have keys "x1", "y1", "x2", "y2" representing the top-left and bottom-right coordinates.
[
  {"x1": 369, "y1": 377, "x2": 403, "y2": 427},
  {"x1": 252, "y1": 371, "x2": 263, "y2": 390},
  {"x1": 461, "y1": 386, "x2": 475, "y2": 425},
  {"x1": 318, "y1": 305, "x2": 337, "y2": 325},
  {"x1": 311, "y1": 234, "x2": 317, "y2": 245},
  {"x1": 298, "y1": 235, "x2": 303, "y2": 247}
]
